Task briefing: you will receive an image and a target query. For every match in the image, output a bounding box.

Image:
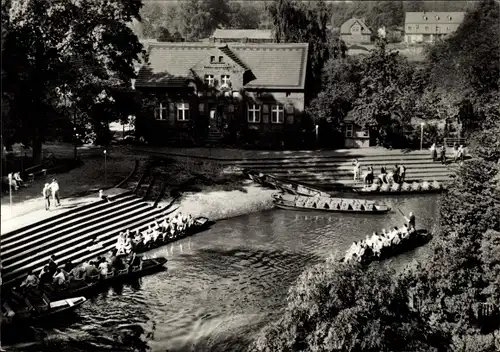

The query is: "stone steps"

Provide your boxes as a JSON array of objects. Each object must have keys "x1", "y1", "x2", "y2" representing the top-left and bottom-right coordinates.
[{"x1": 1, "y1": 191, "x2": 167, "y2": 286}]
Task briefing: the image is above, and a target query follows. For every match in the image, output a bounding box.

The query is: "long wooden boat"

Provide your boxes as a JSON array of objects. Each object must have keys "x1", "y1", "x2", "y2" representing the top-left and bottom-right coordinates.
[
  {"x1": 273, "y1": 192, "x2": 379, "y2": 205},
  {"x1": 40, "y1": 257, "x2": 168, "y2": 301},
  {"x1": 135, "y1": 217, "x2": 213, "y2": 253},
  {"x1": 342, "y1": 229, "x2": 432, "y2": 265},
  {"x1": 273, "y1": 194, "x2": 391, "y2": 214},
  {"x1": 1, "y1": 295, "x2": 86, "y2": 325},
  {"x1": 245, "y1": 170, "x2": 333, "y2": 197},
  {"x1": 353, "y1": 181, "x2": 446, "y2": 195}
]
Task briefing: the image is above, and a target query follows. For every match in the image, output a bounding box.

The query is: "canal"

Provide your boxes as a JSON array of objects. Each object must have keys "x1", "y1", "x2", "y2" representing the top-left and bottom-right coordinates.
[{"x1": 4, "y1": 195, "x2": 440, "y2": 352}]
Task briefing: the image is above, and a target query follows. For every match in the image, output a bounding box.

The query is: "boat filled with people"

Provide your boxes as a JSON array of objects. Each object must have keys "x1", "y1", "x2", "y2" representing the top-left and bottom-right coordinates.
[
  {"x1": 273, "y1": 193, "x2": 391, "y2": 214},
  {"x1": 114, "y1": 213, "x2": 213, "y2": 254},
  {"x1": 1, "y1": 288, "x2": 86, "y2": 325},
  {"x1": 244, "y1": 170, "x2": 332, "y2": 197},
  {"x1": 342, "y1": 226, "x2": 432, "y2": 264},
  {"x1": 354, "y1": 180, "x2": 445, "y2": 195}
]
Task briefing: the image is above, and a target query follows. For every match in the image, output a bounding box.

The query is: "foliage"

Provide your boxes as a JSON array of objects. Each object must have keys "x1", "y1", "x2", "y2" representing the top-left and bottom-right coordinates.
[
  {"x1": 2, "y1": 0, "x2": 145, "y2": 159},
  {"x1": 228, "y1": 2, "x2": 262, "y2": 29},
  {"x1": 306, "y1": 56, "x2": 361, "y2": 127},
  {"x1": 251, "y1": 259, "x2": 442, "y2": 352},
  {"x1": 267, "y1": 0, "x2": 331, "y2": 99}
]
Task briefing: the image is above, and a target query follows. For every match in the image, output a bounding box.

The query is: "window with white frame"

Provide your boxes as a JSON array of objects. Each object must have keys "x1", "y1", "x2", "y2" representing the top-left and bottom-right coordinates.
[
  {"x1": 221, "y1": 75, "x2": 231, "y2": 86},
  {"x1": 204, "y1": 74, "x2": 215, "y2": 87},
  {"x1": 345, "y1": 124, "x2": 354, "y2": 137},
  {"x1": 247, "y1": 104, "x2": 261, "y2": 123},
  {"x1": 154, "y1": 102, "x2": 168, "y2": 120},
  {"x1": 176, "y1": 103, "x2": 190, "y2": 121},
  {"x1": 271, "y1": 105, "x2": 285, "y2": 124}
]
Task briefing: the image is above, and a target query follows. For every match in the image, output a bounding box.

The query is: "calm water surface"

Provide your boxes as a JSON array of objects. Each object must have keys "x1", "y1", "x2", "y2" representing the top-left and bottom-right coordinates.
[{"x1": 4, "y1": 195, "x2": 440, "y2": 352}]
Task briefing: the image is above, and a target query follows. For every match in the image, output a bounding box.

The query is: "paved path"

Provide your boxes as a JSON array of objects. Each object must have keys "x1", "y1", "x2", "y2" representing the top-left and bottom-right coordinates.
[
  {"x1": 0, "y1": 188, "x2": 126, "y2": 234},
  {"x1": 130, "y1": 145, "x2": 434, "y2": 161}
]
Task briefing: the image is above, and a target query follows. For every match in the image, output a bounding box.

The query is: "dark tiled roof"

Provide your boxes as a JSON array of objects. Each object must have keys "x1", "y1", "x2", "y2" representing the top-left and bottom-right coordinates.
[
  {"x1": 136, "y1": 42, "x2": 308, "y2": 90},
  {"x1": 212, "y1": 29, "x2": 273, "y2": 40}
]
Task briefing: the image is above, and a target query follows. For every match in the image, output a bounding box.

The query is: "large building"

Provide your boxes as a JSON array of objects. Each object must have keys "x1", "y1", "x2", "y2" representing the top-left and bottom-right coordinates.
[
  {"x1": 404, "y1": 12, "x2": 465, "y2": 43},
  {"x1": 135, "y1": 42, "x2": 308, "y2": 147},
  {"x1": 210, "y1": 29, "x2": 274, "y2": 44},
  {"x1": 340, "y1": 18, "x2": 372, "y2": 44}
]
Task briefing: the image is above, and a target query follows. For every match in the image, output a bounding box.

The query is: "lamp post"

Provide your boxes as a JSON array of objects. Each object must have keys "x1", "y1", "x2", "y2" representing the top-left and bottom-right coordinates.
[
  {"x1": 104, "y1": 150, "x2": 107, "y2": 186},
  {"x1": 315, "y1": 124, "x2": 319, "y2": 149},
  {"x1": 420, "y1": 122, "x2": 425, "y2": 151},
  {"x1": 8, "y1": 173, "x2": 12, "y2": 214},
  {"x1": 73, "y1": 126, "x2": 78, "y2": 160}
]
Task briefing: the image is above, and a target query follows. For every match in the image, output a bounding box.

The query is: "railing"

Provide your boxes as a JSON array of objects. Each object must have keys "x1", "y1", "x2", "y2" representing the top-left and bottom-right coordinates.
[{"x1": 444, "y1": 137, "x2": 468, "y2": 148}]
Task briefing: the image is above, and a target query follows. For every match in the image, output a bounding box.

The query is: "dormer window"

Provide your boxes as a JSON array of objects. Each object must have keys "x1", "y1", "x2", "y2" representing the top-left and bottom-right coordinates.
[
  {"x1": 210, "y1": 56, "x2": 215, "y2": 63},
  {"x1": 448, "y1": 16, "x2": 452, "y2": 21},
  {"x1": 423, "y1": 16, "x2": 428, "y2": 20},
  {"x1": 218, "y1": 56, "x2": 223, "y2": 63},
  {"x1": 204, "y1": 74, "x2": 215, "y2": 87},
  {"x1": 425, "y1": 26, "x2": 429, "y2": 31},
  {"x1": 435, "y1": 16, "x2": 440, "y2": 20},
  {"x1": 416, "y1": 25, "x2": 419, "y2": 29}
]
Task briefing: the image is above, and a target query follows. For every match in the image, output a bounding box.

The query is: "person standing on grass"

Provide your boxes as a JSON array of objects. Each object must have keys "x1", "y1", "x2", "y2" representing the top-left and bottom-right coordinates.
[
  {"x1": 50, "y1": 178, "x2": 61, "y2": 207},
  {"x1": 43, "y1": 183, "x2": 51, "y2": 211}
]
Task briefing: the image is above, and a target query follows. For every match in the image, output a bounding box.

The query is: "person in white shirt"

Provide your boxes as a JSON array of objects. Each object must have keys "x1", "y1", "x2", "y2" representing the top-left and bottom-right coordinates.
[
  {"x1": 352, "y1": 159, "x2": 361, "y2": 182},
  {"x1": 42, "y1": 183, "x2": 52, "y2": 210},
  {"x1": 53, "y1": 268, "x2": 67, "y2": 286},
  {"x1": 13, "y1": 172, "x2": 24, "y2": 187},
  {"x1": 50, "y1": 178, "x2": 61, "y2": 206},
  {"x1": 98, "y1": 259, "x2": 110, "y2": 275}
]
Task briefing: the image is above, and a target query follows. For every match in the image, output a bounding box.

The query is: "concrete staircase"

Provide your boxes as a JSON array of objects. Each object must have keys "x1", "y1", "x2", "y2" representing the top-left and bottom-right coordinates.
[
  {"x1": 1, "y1": 190, "x2": 167, "y2": 286},
  {"x1": 225, "y1": 152, "x2": 457, "y2": 189}
]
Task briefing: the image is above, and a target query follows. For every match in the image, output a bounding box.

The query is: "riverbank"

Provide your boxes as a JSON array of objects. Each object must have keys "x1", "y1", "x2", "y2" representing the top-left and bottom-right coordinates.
[{"x1": 159, "y1": 181, "x2": 276, "y2": 221}]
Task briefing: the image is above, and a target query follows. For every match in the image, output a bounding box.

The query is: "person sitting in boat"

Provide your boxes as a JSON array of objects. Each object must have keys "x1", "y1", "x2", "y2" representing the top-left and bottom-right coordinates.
[
  {"x1": 85, "y1": 261, "x2": 100, "y2": 279},
  {"x1": 21, "y1": 270, "x2": 40, "y2": 288},
  {"x1": 390, "y1": 182, "x2": 401, "y2": 192},
  {"x1": 421, "y1": 181, "x2": 431, "y2": 191},
  {"x1": 98, "y1": 257, "x2": 110, "y2": 275},
  {"x1": 128, "y1": 252, "x2": 142, "y2": 268},
  {"x1": 400, "y1": 224, "x2": 410, "y2": 239},
  {"x1": 110, "y1": 250, "x2": 126, "y2": 272},
  {"x1": 47, "y1": 255, "x2": 58, "y2": 275},
  {"x1": 133, "y1": 230, "x2": 142, "y2": 245},
  {"x1": 53, "y1": 268, "x2": 67, "y2": 287},
  {"x1": 404, "y1": 212, "x2": 416, "y2": 231},
  {"x1": 188, "y1": 214, "x2": 194, "y2": 228},
  {"x1": 39, "y1": 265, "x2": 53, "y2": 284},
  {"x1": 142, "y1": 228, "x2": 152, "y2": 246},
  {"x1": 391, "y1": 228, "x2": 402, "y2": 246}
]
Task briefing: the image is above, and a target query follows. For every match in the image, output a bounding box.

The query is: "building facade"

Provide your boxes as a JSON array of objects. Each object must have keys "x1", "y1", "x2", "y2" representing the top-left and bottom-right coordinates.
[
  {"x1": 404, "y1": 12, "x2": 465, "y2": 43},
  {"x1": 135, "y1": 42, "x2": 308, "y2": 147},
  {"x1": 340, "y1": 18, "x2": 372, "y2": 44},
  {"x1": 210, "y1": 29, "x2": 274, "y2": 44}
]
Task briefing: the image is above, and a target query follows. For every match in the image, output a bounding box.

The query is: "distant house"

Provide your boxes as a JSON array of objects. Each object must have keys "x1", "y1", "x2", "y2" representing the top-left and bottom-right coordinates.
[
  {"x1": 135, "y1": 42, "x2": 308, "y2": 146},
  {"x1": 340, "y1": 18, "x2": 372, "y2": 44},
  {"x1": 210, "y1": 29, "x2": 274, "y2": 44},
  {"x1": 405, "y1": 12, "x2": 465, "y2": 43}
]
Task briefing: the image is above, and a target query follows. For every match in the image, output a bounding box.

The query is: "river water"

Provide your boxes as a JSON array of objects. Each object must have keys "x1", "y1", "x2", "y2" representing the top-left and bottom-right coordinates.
[{"x1": 4, "y1": 195, "x2": 440, "y2": 352}]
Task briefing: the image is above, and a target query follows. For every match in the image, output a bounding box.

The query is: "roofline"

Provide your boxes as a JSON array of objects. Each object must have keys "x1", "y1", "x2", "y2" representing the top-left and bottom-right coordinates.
[{"x1": 147, "y1": 42, "x2": 309, "y2": 48}]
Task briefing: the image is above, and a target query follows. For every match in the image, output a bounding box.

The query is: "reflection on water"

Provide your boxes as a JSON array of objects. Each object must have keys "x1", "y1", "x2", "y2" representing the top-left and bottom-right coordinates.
[{"x1": 3, "y1": 195, "x2": 440, "y2": 352}]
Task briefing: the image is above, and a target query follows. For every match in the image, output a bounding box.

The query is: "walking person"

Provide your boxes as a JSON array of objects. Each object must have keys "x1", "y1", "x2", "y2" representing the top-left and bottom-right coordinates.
[
  {"x1": 398, "y1": 164, "x2": 406, "y2": 183},
  {"x1": 50, "y1": 178, "x2": 61, "y2": 207},
  {"x1": 42, "y1": 183, "x2": 52, "y2": 210},
  {"x1": 430, "y1": 143, "x2": 437, "y2": 162},
  {"x1": 440, "y1": 145, "x2": 447, "y2": 165},
  {"x1": 458, "y1": 145, "x2": 465, "y2": 165},
  {"x1": 352, "y1": 159, "x2": 361, "y2": 182}
]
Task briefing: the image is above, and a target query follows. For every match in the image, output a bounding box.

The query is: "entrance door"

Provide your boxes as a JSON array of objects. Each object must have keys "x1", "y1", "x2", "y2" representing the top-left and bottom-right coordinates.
[{"x1": 208, "y1": 105, "x2": 223, "y2": 132}]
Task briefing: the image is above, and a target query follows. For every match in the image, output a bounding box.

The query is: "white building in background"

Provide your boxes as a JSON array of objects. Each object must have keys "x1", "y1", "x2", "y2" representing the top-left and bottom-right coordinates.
[{"x1": 405, "y1": 12, "x2": 465, "y2": 43}]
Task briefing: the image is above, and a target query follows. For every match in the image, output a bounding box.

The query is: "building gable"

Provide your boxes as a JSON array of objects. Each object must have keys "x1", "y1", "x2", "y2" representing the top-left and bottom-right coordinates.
[{"x1": 341, "y1": 18, "x2": 372, "y2": 35}]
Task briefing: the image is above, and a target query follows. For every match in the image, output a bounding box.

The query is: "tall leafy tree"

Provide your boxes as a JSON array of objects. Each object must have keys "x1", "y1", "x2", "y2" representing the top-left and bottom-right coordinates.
[
  {"x1": 2, "y1": 0, "x2": 145, "y2": 161},
  {"x1": 178, "y1": 0, "x2": 232, "y2": 40},
  {"x1": 228, "y1": 2, "x2": 262, "y2": 29},
  {"x1": 267, "y1": 0, "x2": 331, "y2": 99}
]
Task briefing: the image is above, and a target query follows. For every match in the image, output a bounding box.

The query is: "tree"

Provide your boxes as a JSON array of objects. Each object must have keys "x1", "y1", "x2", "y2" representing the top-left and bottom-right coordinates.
[
  {"x1": 251, "y1": 259, "x2": 443, "y2": 352},
  {"x1": 177, "y1": 0, "x2": 232, "y2": 41},
  {"x1": 157, "y1": 27, "x2": 173, "y2": 42},
  {"x1": 365, "y1": 1, "x2": 404, "y2": 30},
  {"x1": 346, "y1": 39, "x2": 421, "y2": 146},
  {"x1": 267, "y1": 0, "x2": 331, "y2": 99},
  {"x1": 2, "y1": 0, "x2": 145, "y2": 161},
  {"x1": 228, "y1": 2, "x2": 262, "y2": 29},
  {"x1": 139, "y1": 2, "x2": 165, "y2": 39}
]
